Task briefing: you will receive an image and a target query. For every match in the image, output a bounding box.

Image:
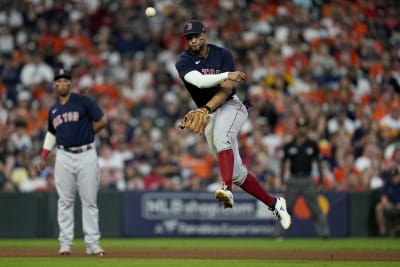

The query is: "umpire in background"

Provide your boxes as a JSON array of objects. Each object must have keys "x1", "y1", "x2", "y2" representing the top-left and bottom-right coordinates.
[{"x1": 279, "y1": 118, "x2": 330, "y2": 238}]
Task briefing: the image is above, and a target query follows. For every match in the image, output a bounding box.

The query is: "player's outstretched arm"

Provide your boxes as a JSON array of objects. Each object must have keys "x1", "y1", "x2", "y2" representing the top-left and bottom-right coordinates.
[
  {"x1": 184, "y1": 70, "x2": 247, "y2": 89},
  {"x1": 227, "y1": 71, "x2": 247, "y2": 82}
]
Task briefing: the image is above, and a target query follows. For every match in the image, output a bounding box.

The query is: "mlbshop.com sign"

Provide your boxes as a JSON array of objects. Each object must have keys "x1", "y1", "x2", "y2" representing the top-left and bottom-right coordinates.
[
  {"x1": 141, "y1": 193, "x2": 274, "y2": 220},
  {"x1": 122, "y1": 192, "x2": 348, "y2": 237}
]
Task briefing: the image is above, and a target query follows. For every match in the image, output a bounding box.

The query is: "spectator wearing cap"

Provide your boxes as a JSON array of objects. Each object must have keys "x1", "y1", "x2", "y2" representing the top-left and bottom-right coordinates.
[{"x1": 278, "y1": 117, "x2": 330, "y2": 238}]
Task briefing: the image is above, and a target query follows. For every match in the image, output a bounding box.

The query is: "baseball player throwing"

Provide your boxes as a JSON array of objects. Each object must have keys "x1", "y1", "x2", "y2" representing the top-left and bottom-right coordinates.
[
  {"x1": 36, "y1": 68, "x2": 106, "y2": 256},
  {"x1": 175, "y1": 20, "x2": 291, "y2": 230}
]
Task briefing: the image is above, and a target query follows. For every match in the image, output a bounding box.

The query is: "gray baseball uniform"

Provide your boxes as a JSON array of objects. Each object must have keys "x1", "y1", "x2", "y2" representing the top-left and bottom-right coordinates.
[{"x1": 43, "y1": 68, "x2": 106, "y2": 255}]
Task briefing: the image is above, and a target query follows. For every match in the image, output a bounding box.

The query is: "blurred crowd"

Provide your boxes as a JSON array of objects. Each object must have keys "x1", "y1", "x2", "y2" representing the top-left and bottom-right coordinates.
[{"x1": 0, "y1": 0, "x2": 399, "y2": 194}]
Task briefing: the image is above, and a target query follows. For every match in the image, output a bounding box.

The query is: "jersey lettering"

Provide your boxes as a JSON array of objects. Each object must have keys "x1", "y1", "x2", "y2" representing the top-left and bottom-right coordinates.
[
  {"x1": 53, "y1": 115, "x2": 63, "y2": 129},
  {"x1": 52, "y1": 111, "x2": 80, "y2": 129},
  {"x1": 201, "y1": 69, "x2": 221, "y2": 75}
]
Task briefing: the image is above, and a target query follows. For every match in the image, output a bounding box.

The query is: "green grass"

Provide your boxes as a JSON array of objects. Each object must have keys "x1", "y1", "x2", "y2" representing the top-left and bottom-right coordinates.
[{"x1": 0, "y1": 238, "x2": 399, "y2": 267}]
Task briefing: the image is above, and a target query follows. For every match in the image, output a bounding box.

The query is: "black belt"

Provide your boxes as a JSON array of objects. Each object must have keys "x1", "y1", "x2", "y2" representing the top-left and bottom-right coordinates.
[{"x1": 57, "y1": 144, "x2": 93, "y2": 154}]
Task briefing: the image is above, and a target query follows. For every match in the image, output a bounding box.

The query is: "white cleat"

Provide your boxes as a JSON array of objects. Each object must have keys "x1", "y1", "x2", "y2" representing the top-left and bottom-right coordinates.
[
  {"x1": 215, "y1": 188, "x2": 234, "y2": 208},
  {"x1": 271, "y1": 197, "x2": 292, "y2": 230},
  {"x1": 86, "y1": 244, "x2": 105, "y2": 256},
  {"x1": 59, "y1": 244, "x2": 71, "y2": 255}
]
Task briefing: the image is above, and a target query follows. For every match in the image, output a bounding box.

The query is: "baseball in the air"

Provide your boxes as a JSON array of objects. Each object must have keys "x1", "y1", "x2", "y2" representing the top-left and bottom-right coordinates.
[{"x1": 145, "y1": 7, "x2": 156, "y2": 17}]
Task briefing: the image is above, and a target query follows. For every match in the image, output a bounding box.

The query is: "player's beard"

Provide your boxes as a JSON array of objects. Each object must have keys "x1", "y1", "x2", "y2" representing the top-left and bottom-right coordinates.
[
  {"x1": 56, "y1": 86, "x2": 71, "y2": 97},
  {"x1": 189, "y1": 38, "x2": 206, "y2": 56},
  {"x1": 190, "y1": 44, "x2": 202, "y2": 55}
]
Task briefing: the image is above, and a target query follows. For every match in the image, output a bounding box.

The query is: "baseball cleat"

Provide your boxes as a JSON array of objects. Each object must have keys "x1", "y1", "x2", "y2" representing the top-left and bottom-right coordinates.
[
  {"x1": 86, "y1": 244, "x2": 105, "y2": 256},
  {"x1": 271, "y1": 197, "x2": 292, "y2": 230},
  {"x1": 215, "y1": 188, "x2": 234, "y2": 208},
  {"x1": 59, "y1": 244, "x2": 72, "y2": 255}
]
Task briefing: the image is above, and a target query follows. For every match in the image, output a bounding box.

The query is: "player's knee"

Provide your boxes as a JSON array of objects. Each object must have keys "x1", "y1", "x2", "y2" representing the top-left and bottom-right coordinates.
[
  {"x1": 232, "y1": 169, "x2": 248, "y2": 186},
  {"x1": 233, "y1": 176, "x2": 245, "y2": 186},
  {"x1": 214, "y1": 140, "x2": 229, "y2": 151},
  {"x1": 214, "y1": 134, "x2": 234, "y2": 151}
]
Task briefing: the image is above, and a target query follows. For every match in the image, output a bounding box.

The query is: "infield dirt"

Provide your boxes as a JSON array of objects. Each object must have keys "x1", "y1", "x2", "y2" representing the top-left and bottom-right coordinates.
[{"x1": 0, "y1": 248, "x2": 399, "y2": 261}]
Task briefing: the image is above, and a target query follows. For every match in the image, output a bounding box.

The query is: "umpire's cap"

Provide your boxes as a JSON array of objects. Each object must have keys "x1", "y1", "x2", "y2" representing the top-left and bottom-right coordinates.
[
  {"x1": 54, "y1": 68, "x2": 72, "y2": 81},
  {"x1": 183, "y1": 20, "x2": 205, "y2": 36},
  {"x1": 296, "y1": 118, "x2": 308, "y2": 127}
]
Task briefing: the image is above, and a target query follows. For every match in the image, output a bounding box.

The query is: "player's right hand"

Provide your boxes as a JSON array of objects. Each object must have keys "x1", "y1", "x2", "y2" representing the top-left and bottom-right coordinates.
[{"x1": 228, "y1": 71, "x2": 247, "y2": 82}]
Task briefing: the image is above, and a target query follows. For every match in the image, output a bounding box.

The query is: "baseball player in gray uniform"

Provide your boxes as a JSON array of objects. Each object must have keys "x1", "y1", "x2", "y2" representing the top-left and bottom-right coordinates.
[
  {"x1": 37, "y1": 68, "x2": 107, "y2": 256},
  {"x1": 175, "y1": 20, "x2": 291, "y2": 230}
]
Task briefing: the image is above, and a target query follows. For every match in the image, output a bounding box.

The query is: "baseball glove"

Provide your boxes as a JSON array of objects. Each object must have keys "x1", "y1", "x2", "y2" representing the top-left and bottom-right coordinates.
[{"x1": 179, "y1": 107, "x2": 210, "y2": 135}]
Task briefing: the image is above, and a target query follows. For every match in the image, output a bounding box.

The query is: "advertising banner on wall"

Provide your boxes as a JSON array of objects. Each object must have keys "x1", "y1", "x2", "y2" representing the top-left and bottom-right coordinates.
[
  {"x1": 122, "y1": 191, "x2": 348, "y2": 237},
  {"x1": 288, "y1": 191, "x2": 349, "y2": 237}
]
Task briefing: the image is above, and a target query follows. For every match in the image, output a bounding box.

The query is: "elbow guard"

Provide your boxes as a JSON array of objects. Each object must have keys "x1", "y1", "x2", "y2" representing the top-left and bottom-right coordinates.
[{"x1": 43, "y1": 132, "x2": 56, "y2": 150}]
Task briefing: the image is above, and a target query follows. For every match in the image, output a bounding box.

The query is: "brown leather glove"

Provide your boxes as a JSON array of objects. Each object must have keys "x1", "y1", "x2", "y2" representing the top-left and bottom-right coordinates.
[{"x1": 179, "y1": 107, "x2": 210, "y2": 135}]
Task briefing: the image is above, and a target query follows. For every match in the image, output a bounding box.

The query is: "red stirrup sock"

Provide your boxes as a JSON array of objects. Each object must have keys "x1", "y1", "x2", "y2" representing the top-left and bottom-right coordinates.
[
  {"x1": 217, "y1": 149, "x2": 234, "y2": 191},
  {"x1": 240, "y1": 172, "x2": 276, "y2": 208}
]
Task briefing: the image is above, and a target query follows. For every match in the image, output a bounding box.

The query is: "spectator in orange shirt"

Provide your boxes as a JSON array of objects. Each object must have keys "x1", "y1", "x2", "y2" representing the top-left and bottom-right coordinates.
[
  {"x1": 333, "y1": 149, "x2": 361, "y2": 191},
  {"x1": 63, "y1": 21, "x2": 93, "y2": 52},
  {"x1": 38, "y1": 21, "x2": 65, "y2": 56},
  {"x1": 180, "y1": 142, "x2": 215, "y2": 182}
]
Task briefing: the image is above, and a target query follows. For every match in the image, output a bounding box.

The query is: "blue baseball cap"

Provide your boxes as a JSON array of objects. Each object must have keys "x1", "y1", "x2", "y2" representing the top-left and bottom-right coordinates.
[
  {"x1": 54, "y1": 68, "x2": 72, "y2": 81},
  {"x1": 182, "y1": 20, "x2": 205, "y2": 36}
]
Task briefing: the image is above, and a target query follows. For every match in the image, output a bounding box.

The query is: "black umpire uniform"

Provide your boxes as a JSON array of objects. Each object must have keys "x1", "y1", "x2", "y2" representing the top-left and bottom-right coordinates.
[{"x1": 280, "y1": 118, "x2": 330, "y2": 238}]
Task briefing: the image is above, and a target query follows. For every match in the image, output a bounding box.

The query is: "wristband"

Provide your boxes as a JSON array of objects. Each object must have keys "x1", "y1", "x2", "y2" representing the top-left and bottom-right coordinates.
[
  {"x1": 40, "y1": 149, "x2": 50, "y2": 160},
  {"x1": 202, "y1": 105, "x2": 212, "y2": 113}
]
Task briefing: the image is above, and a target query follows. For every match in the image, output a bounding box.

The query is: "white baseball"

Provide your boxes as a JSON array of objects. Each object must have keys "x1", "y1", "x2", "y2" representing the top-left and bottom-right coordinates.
[{"x1": 145, "y1": 7, "x2": 156, "y2": 17}]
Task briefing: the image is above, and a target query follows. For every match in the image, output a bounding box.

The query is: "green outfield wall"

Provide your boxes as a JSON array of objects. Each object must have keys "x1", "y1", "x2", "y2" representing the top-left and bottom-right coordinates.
[
  {"x1": 0, "y1": 190, "x2": 382, "y2": 238},
  {"x1": 0, "y1": 190, "x2": 122, "y2": 238}
]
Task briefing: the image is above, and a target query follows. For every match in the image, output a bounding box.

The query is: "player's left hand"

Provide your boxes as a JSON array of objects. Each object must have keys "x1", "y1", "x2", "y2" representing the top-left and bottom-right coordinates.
[{"x1": 179, "y1": 107, "x2": 210, "y2": 135}]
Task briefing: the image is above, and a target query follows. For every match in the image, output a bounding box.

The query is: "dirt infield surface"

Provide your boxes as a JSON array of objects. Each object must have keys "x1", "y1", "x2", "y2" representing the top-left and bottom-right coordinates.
[{"x1": 0, "y1": 248, "x2": 399, "y2": 261}]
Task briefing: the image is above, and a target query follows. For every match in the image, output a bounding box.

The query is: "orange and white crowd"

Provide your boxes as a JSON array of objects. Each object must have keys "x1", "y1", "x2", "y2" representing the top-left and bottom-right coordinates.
[{"x1": 0, "y1": 0, "x2": 399, "y2": 193}]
